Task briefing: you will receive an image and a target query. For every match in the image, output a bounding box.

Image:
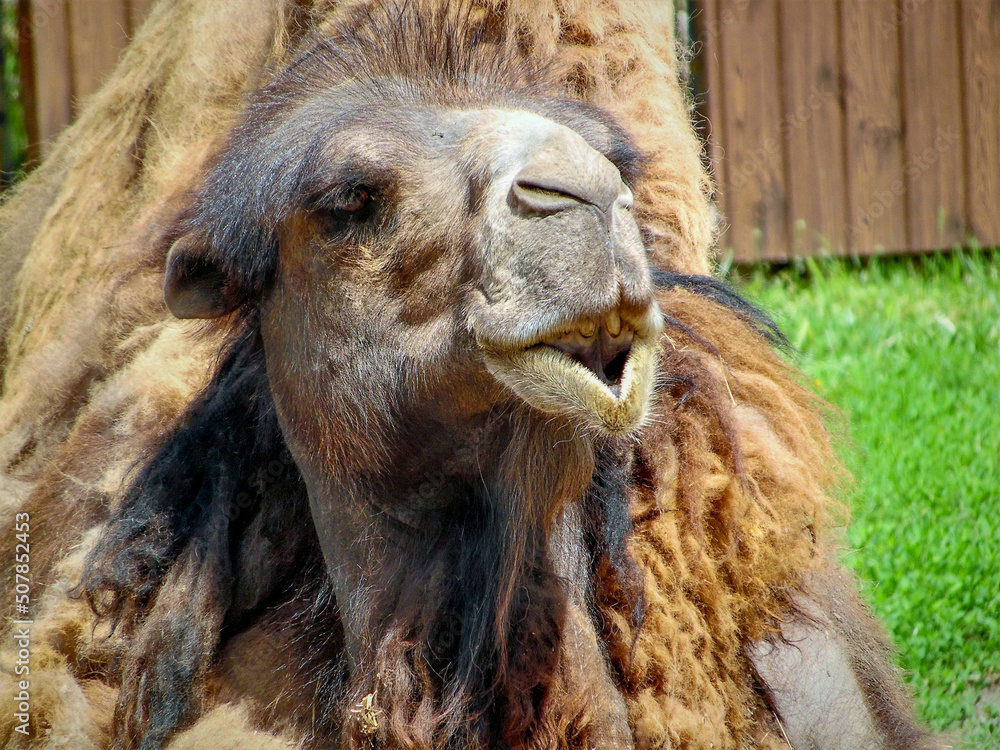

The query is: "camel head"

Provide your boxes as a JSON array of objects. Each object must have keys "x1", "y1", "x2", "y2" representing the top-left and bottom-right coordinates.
[{"x1": 164, "y1": 47, "x2": 662, "y2": 450}]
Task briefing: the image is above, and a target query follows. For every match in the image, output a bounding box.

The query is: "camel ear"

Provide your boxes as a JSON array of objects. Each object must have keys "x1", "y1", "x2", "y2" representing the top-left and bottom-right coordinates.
[{"x1": 164, "y1": 240, "x2": 243, "y2": 319}]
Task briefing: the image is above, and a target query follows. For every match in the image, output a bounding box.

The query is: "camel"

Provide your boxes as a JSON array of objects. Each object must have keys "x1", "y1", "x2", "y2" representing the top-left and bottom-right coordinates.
[{"x1": 0, "y1": 2, "x2": 941, "y2": 748}]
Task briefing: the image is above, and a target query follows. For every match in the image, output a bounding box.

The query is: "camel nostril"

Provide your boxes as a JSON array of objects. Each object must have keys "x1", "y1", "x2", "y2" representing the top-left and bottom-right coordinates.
[
  {"x1": 511, "y1": 180, "x2": 586, "y2": 214},
  {"x1": 510, "y1": 127, "x2": 627, "y2": 217}
]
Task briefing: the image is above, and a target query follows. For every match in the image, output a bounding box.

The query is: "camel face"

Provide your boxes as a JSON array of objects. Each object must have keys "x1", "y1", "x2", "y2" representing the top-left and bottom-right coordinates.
[{"x1": 166, "y1": 77, "x2": 662, "y2": 449}]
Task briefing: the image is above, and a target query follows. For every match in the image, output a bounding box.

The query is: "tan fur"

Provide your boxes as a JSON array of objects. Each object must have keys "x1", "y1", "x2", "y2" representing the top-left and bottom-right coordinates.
[
  {"x1": 0, "y1": 2, "x2": 927, "y2": 749},
  {"x1": 165, "y1": 704, "x2": 302, "y2": 750}
]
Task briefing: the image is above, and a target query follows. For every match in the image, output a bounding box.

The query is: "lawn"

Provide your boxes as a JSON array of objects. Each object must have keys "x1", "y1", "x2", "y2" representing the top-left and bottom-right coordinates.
[{"x1": 730, "y1": 249, "x2": 1000, "y2": 746}]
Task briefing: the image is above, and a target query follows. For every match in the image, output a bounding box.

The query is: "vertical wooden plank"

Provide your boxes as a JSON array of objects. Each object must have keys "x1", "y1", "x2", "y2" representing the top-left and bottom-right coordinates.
[
  {"x1": 67, "y1": 0, "x2": 130, "y2": 110},
  {"x1": 699, "y1": 0, "x2": 728, "y2": 219},
  {"x1": 841, "y1": 0, "x2": 908, "y2": 255},
  {"x1": 901, "y1": 1, "x2": 966, "y2": 250},
  {"x1": 16, "y1": 0, "x2": 38, "y2": 164},
  {"x1": 961, "y1": 0, "x2": 1000, "y2": 247},
  {"x1": 22, "y1": 0, "x2": 73, "y2": 159},
  {"x1": 779, "y1": 0, "x2": 847, "y2": 255},
  {"x1": 718, "y1": 0, "x2": 788, "y2": 261}
]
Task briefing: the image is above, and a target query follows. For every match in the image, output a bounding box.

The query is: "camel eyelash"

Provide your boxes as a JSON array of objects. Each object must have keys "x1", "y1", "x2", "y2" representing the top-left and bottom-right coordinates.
[
  {"x1": 311, "y1": 184, "x2": 379, "y2": 225},
  {"x1": 329, "y1": 185, "x2": 374, "y2": 220}
]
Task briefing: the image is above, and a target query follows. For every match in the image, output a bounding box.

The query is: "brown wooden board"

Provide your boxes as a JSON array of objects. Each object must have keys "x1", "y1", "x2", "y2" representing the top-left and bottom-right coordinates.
[
  {"x1": 717, "y1": 0, "x2": 788, "y2": 261},
  {"x1": 961, "y1": 0, "x2": 1000, "y2": 247},
  {"x1": 21, "y1": 0, "x2": 72, "y2": 160},
  {"x1": 901, "y1": 1, "x2": 967, "y2": 250},
  {"x1": 841, "y1": 0, "x2": 908, "y2": 255},
  {"x1": 15, "y1": 0, "x2": 38, "y2": 163},
  {"x1": 779, "y1": 0, "x2": 846, "y2": 256},
  {"x1": 699, "y1": 0, "x2": 728, "y2": 208},
  {"x1": 67, "y1": 0, "x2": 130, "y2": 113}
]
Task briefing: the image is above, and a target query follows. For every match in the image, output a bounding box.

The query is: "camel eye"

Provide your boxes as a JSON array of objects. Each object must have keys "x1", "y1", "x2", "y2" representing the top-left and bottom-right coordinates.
[{"x1": 329, "y1": 186, "x2": 372, "y2": 220}]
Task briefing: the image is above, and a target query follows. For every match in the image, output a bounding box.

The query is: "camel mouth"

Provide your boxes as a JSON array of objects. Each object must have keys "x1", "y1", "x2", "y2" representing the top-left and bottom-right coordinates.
[
  {"x1": 479, "y1": 306, "x2": 663, "y2": 435},
  {"x1": 534, "y1": 312, "x2": 636, "y2": 396}
]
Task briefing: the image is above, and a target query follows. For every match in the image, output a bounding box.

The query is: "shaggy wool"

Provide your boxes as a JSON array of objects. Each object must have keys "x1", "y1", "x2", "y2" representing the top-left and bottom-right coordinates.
[{"x1": 0, "y1": 1, "x2": 855, "y2": 748}]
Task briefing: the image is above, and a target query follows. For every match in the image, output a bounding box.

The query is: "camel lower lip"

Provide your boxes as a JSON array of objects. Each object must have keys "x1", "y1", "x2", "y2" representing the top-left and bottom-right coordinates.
[
  {"x1": 528, "y1": 343, "x2": 625, "y2": 396},
  {"x1": 481, "y1": 336, "x2": 660, "y2": 435}
]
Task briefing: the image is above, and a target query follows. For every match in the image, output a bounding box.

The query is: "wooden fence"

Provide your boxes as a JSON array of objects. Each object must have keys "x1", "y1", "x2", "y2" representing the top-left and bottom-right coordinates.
[
  {"x1": 15, "y1": 0, "x2": 1000, "y2": 260},
  {"x1": 698, "y1": 0, "x2": 1000, "y2": 260},
  {"x1": 18, "y1": 0, "x2": 155, "y2": 162}
]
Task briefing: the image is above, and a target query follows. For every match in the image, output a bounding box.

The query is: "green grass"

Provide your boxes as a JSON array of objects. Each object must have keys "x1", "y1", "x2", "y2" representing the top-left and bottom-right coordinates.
[{"x1": 729, "y1": 249, "x2": 1000, "y2": 746}]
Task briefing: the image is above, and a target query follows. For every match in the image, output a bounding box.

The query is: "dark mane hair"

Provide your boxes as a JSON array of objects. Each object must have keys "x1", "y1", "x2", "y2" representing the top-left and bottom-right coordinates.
[
  {"x1": 302, "y1": 1, "x2": 547, "y2": 95},
  {"x1": 80, "y1": 320, "x2": 320, "y2": 745},
  {"x1": 652, "y1": 270, "x2": 788, "y2": 349}
]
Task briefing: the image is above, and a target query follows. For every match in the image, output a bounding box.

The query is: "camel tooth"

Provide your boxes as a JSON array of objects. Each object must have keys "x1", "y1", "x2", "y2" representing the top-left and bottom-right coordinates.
[
  {"x1": 580, "y1": 320, "x2": 597, "y2": 338},
  {"x1": 606, "y1": 310, "x2": 622, "y2": 337}
]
